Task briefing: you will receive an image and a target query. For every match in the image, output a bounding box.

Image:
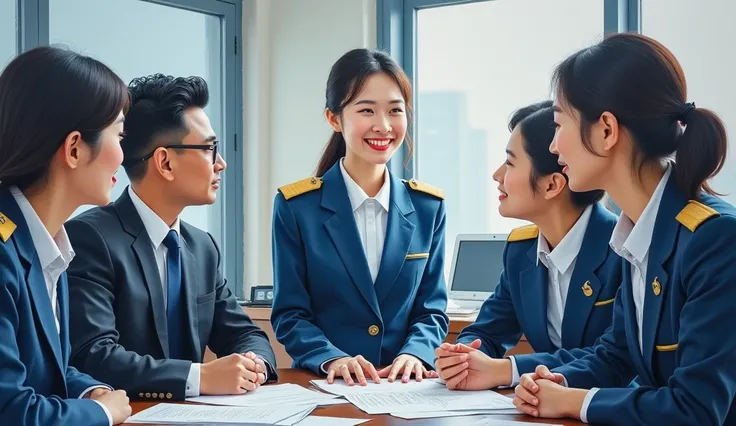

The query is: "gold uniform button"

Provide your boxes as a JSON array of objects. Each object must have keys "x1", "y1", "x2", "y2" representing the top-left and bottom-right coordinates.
[
  {"x1": 145, "y1": 392, "x2": 151, "y2": 398},
  {"x1": 368, "y1": 325, "x2": 380, "y2": 336},
  {"x1": 166, "y1": 393, "x2": 173, "y2": 400}
]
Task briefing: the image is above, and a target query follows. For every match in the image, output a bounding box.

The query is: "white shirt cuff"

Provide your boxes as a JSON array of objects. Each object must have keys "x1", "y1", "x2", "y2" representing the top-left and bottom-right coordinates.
[
  {"x1": 509, "y1": 356, "x2": 520, "y2": 386},
  {"x1": 80, "y1": 385, "x2": 114, "y2": 426},
  {"x1": 91, "y1": 400, "x2": 113, "y2": 426},
  {"x1": 580, "y1": 387, "x2": 599, "y2": 423},
  {"x1": 186, "y1": 363, "x2": 201, "y2": 397},
  {"x1": 258, "y1": 357, "x2": 272, "y2": 382}
]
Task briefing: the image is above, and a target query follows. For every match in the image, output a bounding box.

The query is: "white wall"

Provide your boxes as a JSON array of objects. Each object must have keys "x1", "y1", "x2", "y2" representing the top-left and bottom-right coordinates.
[
  {"x1": 0, "y1": 0, "x2": 17, "y2": 68},
  {"x1": 242, "y1": 0, "x2": 377, "y2": 292}
]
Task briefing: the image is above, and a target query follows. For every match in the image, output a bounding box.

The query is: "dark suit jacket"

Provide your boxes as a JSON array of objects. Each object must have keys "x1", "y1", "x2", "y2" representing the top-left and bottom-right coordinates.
[
  {"x1": 0, "y1": 187, "x2": 110, "y2": 425},
  {"x1": 65, "y1": 189, "x2": 277, "y2": 401}
]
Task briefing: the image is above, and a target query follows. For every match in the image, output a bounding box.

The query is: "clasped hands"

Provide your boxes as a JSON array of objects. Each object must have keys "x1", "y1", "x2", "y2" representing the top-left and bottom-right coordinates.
[
  {"x1": 434, "y1": 341, "x2": 585, "y2": 420},
  {"x1": 201, "y1": 351, "x2": 268, "y2": 395},
  {"x1": 325, "y1": 354, "x2": 437, "y2": 386}
]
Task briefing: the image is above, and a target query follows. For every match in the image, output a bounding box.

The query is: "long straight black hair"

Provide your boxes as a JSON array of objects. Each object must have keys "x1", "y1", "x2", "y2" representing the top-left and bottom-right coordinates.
[
  {"x1": 552, "y1": 33, "x2": 726, "y2": 200},
  {"x1": 315, "y1": 48, "x2": 413, "y2": 177},
  {"x1": 0, "y1": 46, "x2": 129, "y2": 191}
]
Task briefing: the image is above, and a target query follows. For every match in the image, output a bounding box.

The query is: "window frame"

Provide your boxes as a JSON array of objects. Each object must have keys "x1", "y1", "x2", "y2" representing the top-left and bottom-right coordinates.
[
  {"x1": 14, "y1": 0, "x2": 246, "y2": 298},
  {"x1": 376, "y1": 0, "x2": 638, "y2": 180}
]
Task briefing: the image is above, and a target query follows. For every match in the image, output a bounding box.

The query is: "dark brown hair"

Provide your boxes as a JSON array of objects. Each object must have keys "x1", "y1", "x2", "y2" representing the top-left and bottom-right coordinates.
[
  {"x1": 315, "y1": 48, "x2": 413, "y2": 176},
  {"x1": 509, "y1": 100, "x2": 604, "y2": 207},
  {"x1": 552, "y1": 33, "x2": 726, "y2": 199},
  {"x1": 0, "y1": 46, "x2": 129, "y2": 190}
]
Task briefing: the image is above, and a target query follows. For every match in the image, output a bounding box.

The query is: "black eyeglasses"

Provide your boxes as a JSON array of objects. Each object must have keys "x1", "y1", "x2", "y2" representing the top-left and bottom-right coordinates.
[{"x1": 134, "y1": 141, "x2": 220, "y2": 165}]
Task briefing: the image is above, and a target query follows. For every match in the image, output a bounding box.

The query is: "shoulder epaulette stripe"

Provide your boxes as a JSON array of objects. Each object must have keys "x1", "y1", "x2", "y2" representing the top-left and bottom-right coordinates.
[
  {"x1": 507, "y1": 224, "x2": 538, "y2": 242},
  {"x1": 676, "y1": 200, "x2": 719, "y2": 232},
  {"x1": 0, "y1": 212, "x2": 16, "y2": 243},
  {"x1": 278, "y1": 177, "x2": 323, "y2": 200},
  {"x1": 403, "y1": 179, "x2": 444, "y2": 200}
]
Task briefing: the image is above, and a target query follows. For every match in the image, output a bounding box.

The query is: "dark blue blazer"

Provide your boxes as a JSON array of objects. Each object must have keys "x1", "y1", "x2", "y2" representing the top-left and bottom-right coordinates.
[
  {"x1": 555, "y1": 173, "x2": 736, "y2": 426},
  {"x1": 0, "y1": 187, "x2": 109, "y2": 425},
  {"x1": 457, "y1": 203, "x2": 622, "y2": 374},
  {"x1": 270, "y1": 162, "x2": 450, "y2": 374}
]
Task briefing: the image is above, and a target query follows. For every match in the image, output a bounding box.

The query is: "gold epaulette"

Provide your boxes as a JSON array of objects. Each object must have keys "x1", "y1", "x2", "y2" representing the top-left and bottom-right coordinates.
[
  {"x1": 676, "y1": 200, "x2": 720, "y2": 232},
  {"x1": 507, "y1": 224, "x2": 539, "y2": 242},
  {"x1": 403, "y1": 178, "x2": 444, "y2": 200},
  {"x1": 0, "y1": 212, "x2": 16, "y2": 243},
  {"x1": 278, "y1": 177, "x2": 323, "y2": 200}
]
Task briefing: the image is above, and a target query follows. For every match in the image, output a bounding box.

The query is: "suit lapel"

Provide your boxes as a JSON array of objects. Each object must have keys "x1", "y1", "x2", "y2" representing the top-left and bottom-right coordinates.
[
  {"x1": 114, "y1": 190, "x2": 169, "y2": 357},
  {"x1": 58, "y1": 273, "x2": 70, "y2": 364},
  {"x1": 375, "y1": 176, "x2": 416, "y2": 304},
  {"x1": 0, "y1": 189, "x2": 64, "y2": 374},
  {"x1": 561, "y1": 205, "x2": 609, "y2": 348},
  {"x1": 180, "y1": 234, "x2": 200, "y2": 359},
  {"x1": 621, "y1": 260, "x2": 652, "y2": 383},
  {"x1": 321, "y1": 165, "x2": 381, "y2": 318},
  {"x1": 519, "y1": 243, "x2": 554, "y2": 352},
  {"x1": 642, "y1": 176, "x2": 682, "y2": 370}
]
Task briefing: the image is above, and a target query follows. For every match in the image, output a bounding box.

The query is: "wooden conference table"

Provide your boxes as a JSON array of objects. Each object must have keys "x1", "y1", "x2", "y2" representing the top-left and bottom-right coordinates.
[{"x1": 126, "y1": 369, "x2": 584, "y2": 426}]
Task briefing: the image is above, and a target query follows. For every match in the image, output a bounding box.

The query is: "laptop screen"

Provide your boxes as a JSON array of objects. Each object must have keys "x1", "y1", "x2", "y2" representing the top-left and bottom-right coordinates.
[{"x1": 450, "y1": 239, "x2": 506, "y2": 295}]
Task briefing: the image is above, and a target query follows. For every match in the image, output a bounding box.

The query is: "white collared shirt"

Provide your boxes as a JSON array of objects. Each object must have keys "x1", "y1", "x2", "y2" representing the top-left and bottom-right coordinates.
[
  {"x1": 580, "y1": 165, "x2": 672, "y2": 424},
  {"x1": 339, "y1": 158, "x2": 391, "y2": 283},
  {"x1": 509, "y1": 205, "x2": 593, "y2": 385},
  {"x1": 537, "y1": 204, "x2": 593, "y2": 349},
  {"x1": 128, "y1": 187, "x2": 202, "y2": 396},
  {"x1": 9, "y1": 186, "x2": 112, "y2": 425},
  {"x1": 9, "y1": 186, "x2": 75, "y2": 333}
]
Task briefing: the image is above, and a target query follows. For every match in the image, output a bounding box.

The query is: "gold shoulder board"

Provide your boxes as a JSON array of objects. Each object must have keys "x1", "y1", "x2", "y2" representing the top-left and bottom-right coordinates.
[
  {"x1": 507, "y1": 224, "x2": 539, "y2": 242},
  {"x1": 0, "y1": 212, "x2": 16, "y2": 243},
  {"x1": 278, "y1": 177, "x2": 323, "y2": 200},
  {"x1": 676, "y1": 200, "x2": 720, "y2": 232},
  {"x1": 403, "y1": 179, "x2": 444, "y2": 200}
]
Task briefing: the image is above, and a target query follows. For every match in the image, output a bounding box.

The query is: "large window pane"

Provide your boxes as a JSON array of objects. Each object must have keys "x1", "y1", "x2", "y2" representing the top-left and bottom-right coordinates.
[
  {"x1": 0, "y1": 0, "x2": 18, "y2": 68},
  {"x1": 50, "y1": 0, "x2": 224, "y2": 239},
  {"x1": 642, "y1": 0, "x2": 736, "y2": 205},
  {"x1": 416, "y1": 0, "x2": 604, "y2": 274}
]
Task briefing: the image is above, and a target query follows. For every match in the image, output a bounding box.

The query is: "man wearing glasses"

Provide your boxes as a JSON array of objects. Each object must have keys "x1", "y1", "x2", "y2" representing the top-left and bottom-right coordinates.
[{"x1": 65, "y1": 74, "x2": 277, "y2": 401}]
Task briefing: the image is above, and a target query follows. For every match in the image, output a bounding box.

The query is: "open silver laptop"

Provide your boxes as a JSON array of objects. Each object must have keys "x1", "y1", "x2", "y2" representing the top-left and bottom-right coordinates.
[{"x1": 447, "y1": 234, "x2": 507, "y2": 313}]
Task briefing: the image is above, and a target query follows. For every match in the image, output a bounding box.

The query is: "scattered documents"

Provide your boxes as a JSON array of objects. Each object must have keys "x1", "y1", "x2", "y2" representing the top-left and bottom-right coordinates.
[
  {"x1": 188, "y1": 383, "x2": 344, "y2": 408},
  {"x1": 291, "y1": 416, "x2": 370, "y2": 426},
  {"x1": 390, "y1": 408, "x2": 520, "y2": 419},
  {"x1": 310, "y1": 377, "x2": 445, "y2": 396},
  {"x1": 125, "y1": 403, "x2": 308, "y2": 424},
  {"x1": 345, "y1": 387, "x2": 516, "y2": 415}
]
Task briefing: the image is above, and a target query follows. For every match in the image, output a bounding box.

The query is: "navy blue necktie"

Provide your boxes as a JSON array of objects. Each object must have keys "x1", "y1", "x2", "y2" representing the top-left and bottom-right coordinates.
[{"x1": 163, "y1": 230, "x2": 184, "y2": 359}]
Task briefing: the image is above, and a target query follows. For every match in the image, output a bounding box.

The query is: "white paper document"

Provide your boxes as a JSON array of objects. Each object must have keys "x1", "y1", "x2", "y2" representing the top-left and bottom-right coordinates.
[
  {"x1": 310, "y1": 378, "x2": 445, "y2": 396},
  {"x1": 125, "y1": 403, "x2": 308, "y2": 424},
  {"x1": 188, "y1": 383, "x2": 342, "y2": 408},
  {"x1": 470, "y1": 419, "x2": 563, "y2": 426},
  {"x1": 292, "y1": 416, "x2": 371, "y2": 426},
  {"x1": 345, "y1": 387, "x2": 516, "y2": 415},
  {"x1": 390, "y1": 408, "x2": 520, "y2": 419}
]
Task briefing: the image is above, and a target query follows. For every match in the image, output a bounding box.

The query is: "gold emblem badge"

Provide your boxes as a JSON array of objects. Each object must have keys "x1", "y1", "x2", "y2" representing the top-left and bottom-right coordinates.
[
  {"x1": 582, "y1": 281, "x2": 593, "y2": 297},
  {"x1": 652, "y1": 277, "x2": 661, "y2": 296}
]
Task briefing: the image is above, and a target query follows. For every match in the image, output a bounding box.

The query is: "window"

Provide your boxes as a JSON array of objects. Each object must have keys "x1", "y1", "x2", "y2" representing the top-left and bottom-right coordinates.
[
  {"x1": 412, "y1": 0, "x2": 606, "y2": 273},
  {"x1": 0, "y1": 0, "x2": 18, "y2": 67},
  {"x1": 2, "y1": 0, "x2": 245, "y2": 297},
  {"x1": 641, "y1": 0, "x2": 736, "y2": 206}
]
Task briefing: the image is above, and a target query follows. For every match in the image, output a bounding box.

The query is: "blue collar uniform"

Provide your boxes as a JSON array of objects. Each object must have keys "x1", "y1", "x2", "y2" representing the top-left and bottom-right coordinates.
[
  {"x1": 0, "y1": 187, "x2": 111, "y2": 425},
  {"x1": 554, "y1": 169, "x2": 736, "y2": 425},
  {"x1": 270, "y1": 162, "x2": 450, "y2": 374},
  {"x1": 457, "y1": 203, "x2": 621, "y2": 382}
]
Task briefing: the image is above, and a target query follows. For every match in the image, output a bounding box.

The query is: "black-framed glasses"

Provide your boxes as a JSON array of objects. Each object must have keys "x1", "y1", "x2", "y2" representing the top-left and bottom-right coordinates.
[{"x1": 135, "y1": 141, "x2": 220, "y2": 165}]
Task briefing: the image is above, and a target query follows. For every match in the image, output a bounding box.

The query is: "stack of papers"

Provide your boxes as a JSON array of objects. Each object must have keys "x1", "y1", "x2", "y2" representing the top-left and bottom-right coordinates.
[
  {"x1": 187, "y1": 383, "x2": 345, "y2": 408},
  {"x1": 311, "y1": 378, "x2": 518, "y2": 419},
  {"x1": 125, "y1": 403, "x2": 310, "y2": 425}
]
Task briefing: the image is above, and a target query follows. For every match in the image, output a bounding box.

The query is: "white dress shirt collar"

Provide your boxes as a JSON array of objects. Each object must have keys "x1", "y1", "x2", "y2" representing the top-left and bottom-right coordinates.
[
  {"x1": 128, "y1": 186, "x2": 181, "y2": 248},
  {"x1": 9, "y1": 186, "x2": 74, "y2": 271},
  {"x1": 609, "y1": 164, "x2": 672, "y2": 263},
  {"x1": 339, "y1": 158, "x2": 391, "y2": 213},
  {"x1": 537, "y1": 204, "x2": 593, "y2": 274}
]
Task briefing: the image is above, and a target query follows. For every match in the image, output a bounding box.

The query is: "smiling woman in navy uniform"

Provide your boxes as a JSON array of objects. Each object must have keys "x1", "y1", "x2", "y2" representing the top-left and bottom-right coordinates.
[
  {"x1": 434, "y1": 101, "x2": 622, "y2": 391},
  {"x1": 271, "y1": 48, "x2": 449, "y2": 386},
  {"x1": 512, "y1": 33, "x2": 736, "y2": 426},
  {"x1": 0, "y1": 47, "x2": 132, "y2": 425}
]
